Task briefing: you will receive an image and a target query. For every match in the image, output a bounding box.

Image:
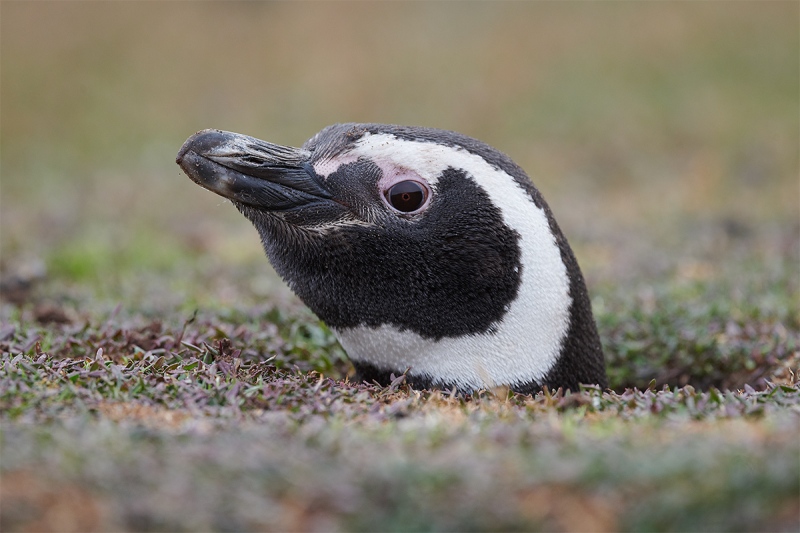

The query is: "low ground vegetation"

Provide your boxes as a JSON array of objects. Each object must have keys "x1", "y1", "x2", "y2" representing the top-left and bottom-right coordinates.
[{"x1": 1, "y1": 242, "x2": 797, "y2": 531}]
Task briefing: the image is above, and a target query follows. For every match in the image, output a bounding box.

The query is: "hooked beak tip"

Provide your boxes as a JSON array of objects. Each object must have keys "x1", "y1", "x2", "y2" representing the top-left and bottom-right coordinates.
[
  {"x1": 176, "y1": 129, "x2": 228, "y2": 167},
  {"x1": 176, "y1": 129, "x2": 332, "y2": 211}
]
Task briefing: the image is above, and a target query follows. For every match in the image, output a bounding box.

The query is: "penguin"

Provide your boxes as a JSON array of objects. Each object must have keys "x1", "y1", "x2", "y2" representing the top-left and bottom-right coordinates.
[{"x1": 176, "y1": 124, "x2": 607, "y2": 394}]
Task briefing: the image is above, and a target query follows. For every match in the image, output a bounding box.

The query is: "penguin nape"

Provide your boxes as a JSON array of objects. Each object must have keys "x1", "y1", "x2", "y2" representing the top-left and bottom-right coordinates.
[{"x1": 177, "y1": 124, "x2": 607, "y2": 394}]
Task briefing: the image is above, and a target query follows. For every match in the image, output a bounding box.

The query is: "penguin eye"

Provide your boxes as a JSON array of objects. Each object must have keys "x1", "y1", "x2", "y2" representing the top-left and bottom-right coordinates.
[{"x1": 386, "y1": 180, "x2": 427, "y2": 213}]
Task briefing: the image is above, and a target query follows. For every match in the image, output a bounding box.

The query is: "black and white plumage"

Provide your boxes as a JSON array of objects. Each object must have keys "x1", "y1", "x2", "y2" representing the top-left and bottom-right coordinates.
[{"x1": 177, "y1": 124, "x2": 606, "y2": 394}]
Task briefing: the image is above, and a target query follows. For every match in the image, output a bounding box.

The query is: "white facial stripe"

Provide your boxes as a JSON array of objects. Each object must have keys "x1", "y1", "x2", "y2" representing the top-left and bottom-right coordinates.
[
  {"x1": 313, "y1": 155, "x2": 358, "y2": 179},
  {"x1": 334, "y1": 133, "x2": 572, "y2": 390}
]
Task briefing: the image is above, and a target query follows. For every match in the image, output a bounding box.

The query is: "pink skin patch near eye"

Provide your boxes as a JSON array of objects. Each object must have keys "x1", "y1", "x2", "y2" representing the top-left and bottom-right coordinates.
[{"x1": 375, "y1": 162, "x2": 431, "y2": 214}]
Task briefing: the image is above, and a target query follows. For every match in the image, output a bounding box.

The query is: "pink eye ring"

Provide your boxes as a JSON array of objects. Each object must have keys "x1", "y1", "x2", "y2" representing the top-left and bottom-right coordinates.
[{"x1": 385, "y1": 180, "x2": 428, "y2": 213}]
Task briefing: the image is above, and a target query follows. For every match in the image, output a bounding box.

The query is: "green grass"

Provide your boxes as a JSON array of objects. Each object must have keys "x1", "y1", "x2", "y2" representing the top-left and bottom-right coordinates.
[
  {"x1": 1, "y1": 342, "x2": 798, "y2": 531},
  {"x1": 2, "y1": 244, "x2": 797, "y2": 530},
  {"x1": 600, "y1": 258, "x2": 798, "y2": 391},
  {"x1": 2, "y1": 2, "x2": 799, "y2": 532}
]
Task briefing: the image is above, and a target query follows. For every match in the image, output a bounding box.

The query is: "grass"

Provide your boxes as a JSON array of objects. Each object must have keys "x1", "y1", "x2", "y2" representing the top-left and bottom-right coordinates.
[
  {"x1": 2, "y1": 322, "x2": 799, "y2": 531},
  {"x1": 2, "y1": 2, "x2": 799, "y2": 532},
  {"x1": 2, "y1": 238, "x2": 797, "y2": 531}
]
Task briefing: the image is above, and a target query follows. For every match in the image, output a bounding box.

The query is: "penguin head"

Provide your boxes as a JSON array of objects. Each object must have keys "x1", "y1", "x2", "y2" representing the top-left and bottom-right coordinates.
[{"x1": 177, "y1": 123, "x2": 606, "y2": 394}]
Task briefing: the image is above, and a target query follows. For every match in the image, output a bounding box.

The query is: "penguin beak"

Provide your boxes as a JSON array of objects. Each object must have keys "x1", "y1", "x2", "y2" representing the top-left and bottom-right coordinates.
[{"x1": 176, "y1": 129, "x2": 333, "y2": 211}]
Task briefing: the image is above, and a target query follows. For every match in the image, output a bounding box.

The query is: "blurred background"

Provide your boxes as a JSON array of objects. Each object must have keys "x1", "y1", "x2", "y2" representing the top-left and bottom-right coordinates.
[{"x1": 1, "y1": 2, "x2": 797, "y2": 314}]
